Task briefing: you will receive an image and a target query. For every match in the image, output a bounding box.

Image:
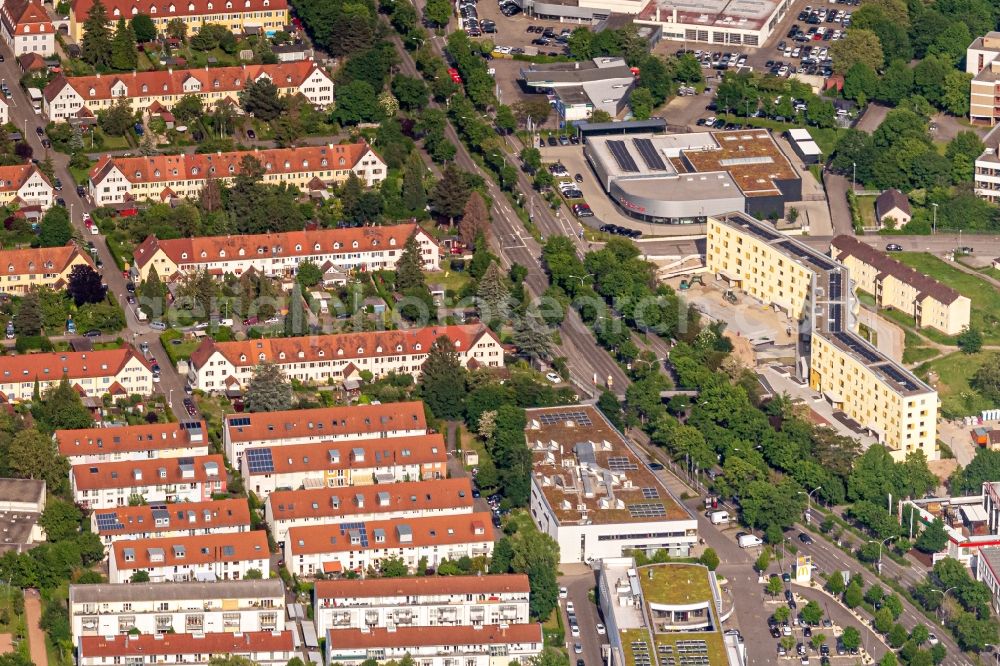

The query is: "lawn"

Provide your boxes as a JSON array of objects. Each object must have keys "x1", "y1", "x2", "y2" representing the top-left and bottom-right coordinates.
[
  {"x1": 427, "y1": 267, "x2": 471, "y2": 297},
  {"x1": 654, "y1": 633, "x2": 727, "y2": 666},
  {"x1": 902, "y1": 329, "x2": 937, "y2": 365},
  {"x1": 637, "y1": 563, "x2": 713, "y2": 606},
  {"x1": 916, "y1": 351, "x2": 995, "y2": 418},
  {"x1": 895, "y1": 252, "x2": 1000, "y2": 344},
  {"x1": 855, "y1": 195, "x2": 877, "y2": 229}
]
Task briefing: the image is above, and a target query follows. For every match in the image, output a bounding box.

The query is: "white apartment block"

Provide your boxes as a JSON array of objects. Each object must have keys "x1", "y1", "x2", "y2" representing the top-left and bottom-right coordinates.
[
  {"x1": 90, "y1": 498, "x2": 251, "y2": 549},
  {"x1": 1, "y1": 0, "x2": 54, "y2": 57},
  {"x1": 975, "y1": 124, "x2": 1000, "y2": 202},
  {"x1": 707, "y1": 212, "x2": 939, "y2": 460},
  {"x1": 284, "y1": 511, "x2": 495, "y2": 577},
  {"x1": 325, "y1": 624, "x2": 544, "y2": 666},
  {"x1": 0, "y1": 347, "x2": 153, "y2": 403},
  {"x1": 44, "y1": 61, "x2": 332, "y2": 122},
  {"x1": 241, "y1": 434, "x2": 448, "y2": 500},
  {"x1": 264, "y1": 477, "x2": 474, "y2": 544},
  {"x1": 223, "y1": 401, "x2": 427, "y2": 470},
  {"x1": 71, "y1": 455, "x2": 226, "y2": 510},
  {"x1": 131, "y1": 224, "x2": 439, "y2": 283},
  {"x1": 78, "y1": 631, "x2": 295, "y2": 666},
  {"x1": 58, "y1": 420, "x2": 208, "y2": 466},
  {"x1": 968, "y1": 33, "x2": 1000, "y2": 125},
  {"x1": 314, "y1": 574, "x2": 530, "y2": 636},
  {"x1": 188, "y1": 324, "x2": 504, "y2": 394},
  {"x1": 89, "y1": 143, "x2": 385, "y2": 206},
  {"x1": 0, "y1": 163, "x2": 52, "y2": 211},
  {"x1": 68, "y1": 579, "x2": 285, "y2": 645},
  {"x1": 108, "y1": 532, "x2": 270, "y2": 584}
]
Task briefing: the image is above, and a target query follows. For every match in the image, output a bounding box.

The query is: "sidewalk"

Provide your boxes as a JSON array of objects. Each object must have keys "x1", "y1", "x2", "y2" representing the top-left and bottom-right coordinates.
[{"x1": 23, "y1": 589, "x2": 47, "y2": 666}]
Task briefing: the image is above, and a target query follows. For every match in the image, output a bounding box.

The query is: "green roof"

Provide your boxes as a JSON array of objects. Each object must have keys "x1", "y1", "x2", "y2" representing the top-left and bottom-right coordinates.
[{"x1": 637, "y1": 564, "x2": 713, "y2": 606}]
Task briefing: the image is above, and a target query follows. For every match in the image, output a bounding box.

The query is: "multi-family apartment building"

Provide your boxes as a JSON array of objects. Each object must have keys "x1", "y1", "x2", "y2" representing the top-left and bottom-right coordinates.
[
  {"x1": 0, "y1": 244, "x2": 93, "y2": 296},
  {"x1": 108, "y1": 531, "x2": 270, "y2": 584},
  {"x1": 0, "y1": 478, "x2": 45, "y2": 552},
  {"x1": 189, "y1": 325, "x2": 504, "y2": 394},
  {"x1": 69, "y1": 0, "x2": 289, "y2": 42},
  {"x1": 222, "y1": 401, "x2": 428, "y2": 470},
  {"x1": 325, "y1": 625, "x2": 544, "y2": 666},
  {"x1": 0, "y1": 163, "x2": 53, "y2": 210},
  {"x1": 968, "y1": 33, "x2": 1000, "y2": 125},
  {"x1": 0, "y1": 0, "x2": 54, "y2": 56},
  {"x1": 91, "y1": 498, "x2": 251, "y2": 549},
  {"x1": 527, "y1": 406, "x2": 698, "y2": 564},
  {"x1": 264, "y1": 477, "x2": 474, "y2": 544},
  {"x1": 131, "y1": 224, "x2": 439, "y2": 283},
  {"x1": 975, "y1": 124, "x2": 1000, "y2": 202},
  {"x1": 71, "y1": 454, "x2": 226, "y2": 510},
  {"x1": 58, "y1": 420, "x2": 208, "y2": 466},
  {"x1": 89, "y1": 142, "x2": 386, "y2": 206},
  {"x1": 314, "y1": 574, "x2": 530, "y2": 636},
  {"x1": 0, "y1": 347, "x2": 154, "y2": 402},
  {"x1": 44, "y1": 61, "x2": 332, "y2": 122},
  {"x1": 69, "y1": 579, "x2": 285, "y2": 644},
  {"x1": 707, "y1": 212, "x2": 939, "y2": 460},
  {"x1": 284, "y1": 512, "x2": 495, "y2": 577},
  {"x1": 242, "y1": 434, "x2": 448, "y2": 499},
  {"x1": 831, "y1": 235, "x2": 971, "y2": 335},
  {"x1": 78, "y1": 631, "x2": 295, "y2": 666}
]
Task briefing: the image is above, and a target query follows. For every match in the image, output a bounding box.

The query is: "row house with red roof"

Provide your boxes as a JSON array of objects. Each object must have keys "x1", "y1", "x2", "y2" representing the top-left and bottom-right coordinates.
[
  {"x1": 131, "y1": 224, "x2": 439, "y2": 283},
  {"x1": 313, "y1": 574, "x2": 531, "y2": 636},
  {"x1": 43, "y1": 61, "x2": 332, "y2": 122},
  {"x1": 108, "y1": 531, "x2": 270, "y2": 583},
  {"x1": 283, "y1": 511, "x2": 495, "y2": 577},
  {"x1": 187, "y1": 324, "x2": 504, "y2": 393},
  {"x1": 0, "y1": 347, "x2": 154, "y2": 403},
  {"x1": 69, "y1": 578, "x2": 285, "y2": 643},
  {"x1": 1, "y1": 0, "x2": 54, "y2": 56},
  {"x1": 325, "y1": 625, "x2": 544, "y2": 666},
  {"x1": 222, "y1": 401, "x2": 428, "y2": 469},
  {"x1": 264, "y1": 477, "x2": 474, "y2": 544},
  {"x1": 69, "y1": 0, "x2": 289, "y2": 42},
  {"x1": 88, "y1": 142, "x2": 385, "y2": 206},
  {"x1": 0, "y1": 243, "x2": 92, "y2": 295},
  {"x1": 57, "y1": 420, "x2": 208, "y2": 466},
  {"x1": 78, "y1": 631, "x2": 296, "y2": 666},
  {"x1": 70, "y1": 454, "x2": 226, "y2": 510},
  {"x1": 240, "y1": 434, "x2": 448, "y2": 500},
  {"x1": 90, "y1": 497, "x2": 251, "y2": 549},
  {"x1": 0, "y1": 163, "x2": 54, "y2": 212}
]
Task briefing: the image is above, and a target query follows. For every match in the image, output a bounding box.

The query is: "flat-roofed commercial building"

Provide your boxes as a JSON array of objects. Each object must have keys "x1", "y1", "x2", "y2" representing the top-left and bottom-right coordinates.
[
  {"x1": 707, "y1": 212, "x2": 938, "y2": 460},
  {"x1": 264, "y1": 477, "x2": 474, "y2": 544},
  {"x1": 520, "y1": 57, "x2": 635, "y2": 123},
  {"x1": 314, "y1": 574, "x2": 530, "y2": 635},
  {"x1": 68, "y1": 579, "x2": 285, "y2": 644},
  {"x1": 241, "y1": 433, "x2": 448, "y2": 500},
  {"x1": 634, "y1": 0, "x2": 791, "y2": 46},
  {"x1": 57, "y1": 420, "x2": 208, "y2": 466},
  {"x1": 77, "y1": 631, "x2": 295, "y2": 666},
  {"x1": 584, "y1": 129, "x2": 799, "y2": 224},
  {"x1": 108, "y1": 531, "x2": 270, "y2": 584},
  {"x1": 71, "y1": 454, "x2": 226, "y2": 510},
  {"x1": 325, "y1": 624, "x2": 544, "y2": 666},
  {"x1": 968, "y1": 33, "x2": 1000, "y2": 125},
  {"x1": 223, "y1": 401, "x2": 428, "y2": 470},
  {"x1": 284, "y1": 512, "x2": 494, "y2": 577},
  {"x1": 831, "y1": 235, "x2": 971, "y2": 335},
  {"x1": 0, "y1": 478, "x2": 45, "y2": 552},
  {"x1": 526, "y1": 405, "x2": 697, "y2": 564},
  {"x1": 90, "y1": 498, "x2": 251, "y2": 549}
]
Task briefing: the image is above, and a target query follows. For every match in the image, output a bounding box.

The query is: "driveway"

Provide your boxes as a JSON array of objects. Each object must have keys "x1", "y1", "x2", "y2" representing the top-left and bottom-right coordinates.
[
  {"x1": 823, "y1": 172, "x2": 853, "y2": 236},
  {"x1": 560, "y1": 568, "x2": 605, "y2": 666},
  {"x1": 855, "y1": 103, "x2": 890, "y2": 134},
  {"x1": 23, "y1": 590, "x2": 47, "y2": 666}
]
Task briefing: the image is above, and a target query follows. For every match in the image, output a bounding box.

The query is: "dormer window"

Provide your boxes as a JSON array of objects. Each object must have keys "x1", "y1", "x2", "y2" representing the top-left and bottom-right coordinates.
[
  {"x1": 258, "y1": 353, "x2": 266, "y2": 361},
  {"x1": 372, "y1": 240, "x2": 379, "y2": 247},
  {"x1": 339, "y1": 157, "x2": 346, "y2": 166},
  {"x1": 302, "y1": 160, "x2": 308, "y2": 168},
  {"x1": 279, "y1": 352, "x2": 286, "y2": 360},
  {"x1": 213, "y1": 80, "x2": 220, "y2": 88},
  {"x1": 376, "y1": 346, "x2": 382, "y2": 353},
  {"x1": 225, "y1": 1, "x2": 231, "y2": 7},
  {"x1": 150, "y1": 5, "x2": 156, "y2": 11},
  {"x1": 113, "y1": 7, "x2": 120, "y2": 15},
  {"x1": 333, "y1": 242, "x2": 341, "y2": 250},
  {"x1": 219, "y1": 250, "x2": 226, "y2": 258},
  {"x1": 200, "y1": 251, "x2": 207, "y2": 258},
  {"x1": 141, "y1": 84, "x2": 148, "y2": 93},
  {"x1": 89, "y1": 87, "x2": 96, "y2": 96},
  {"x1": 414, "y1": 343, "x2": 422, "y2": 351},
  {"x1": 162, "y1": 83, "x2": 167, "y2": 91},
  {"x1": 352, "y1": 241, "x2": 359, "y2": 248},
  {"x1": 181, "y1": 253, "x2": 188, "y2": 260},
  {"x1": 238, "y1": 248, "x2": 245, "y2": 256},
  {"x1": 283, "y1": 161, "x2": 290, "y2": 168},
  {"x1": 389, "y1": 238, "x2": 396, "y2": 246},
  {"x1": 168, "y1": 3, "x2": 175, "y2": 11},
  {"x1": 265, "y1": 162, "x2": 272, "y2": 170},
  {"x1": 240, "y1": 354, "x2": 246, "y2": 362},
  {"x1": 6, "y1": 265, "x2": 12, "y2": 272},
  {"x1": 188, "y1": 2, "x2": 194, "y2": 8},
  {"x1": 228, "y1": 165, "x2": 235, "y2": 173},
  {"x1": 191, "y1": 167, "x2": 199, "y2": 175},
  {"x1": 207, "y1": 1, "x2": 213, "y2": 7},
  {"x1": 321, "y1": 159, "x2": 328, "y2": 167},
  {"x1": 245, "y1": 0, "x2": 250, "y2": 6},
  {"x1": 172, "y1": 169, "x2": 178, "y2": 176},
  {"x1": 314, "y1": 243, "x2": 320, "y2": 251},
  {"x1": 295, "y1": 244, "x2": 301, "y2": 251},
  {"x1": 209, "y1": 166, "x2": 216, "y2": 174},
  {"x1": 396, "y1": 344, "x2": 402, "y2": 352},
  {"x1": 337, "y1": 349, "x2": 344, "y2": 356},
  {"x1": 131, "y1": 5, "x2": 138, "y2": 13},
  {"x1": 153, "y1": 169, "x2": 160, "y2": 177},
  {"x1": 318, "y1": 350, "x2": 325, "y2": 357},
  {"x1": 263, "y1": 0, "x2": 269, "y2": 5},
  {"x1": 134, "y1": 171, "x2": 141, "y2": 178},
  {"x1": 357, "y1": 347, "x2": 364, "y2": 354}
]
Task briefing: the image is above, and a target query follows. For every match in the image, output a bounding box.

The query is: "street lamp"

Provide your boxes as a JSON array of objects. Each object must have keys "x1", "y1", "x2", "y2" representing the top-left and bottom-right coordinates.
[
  {"x1": 852, "y1": 162, "x2": 856, "y2": 194},
  {"x1": 866, "y1": 536, "x2": 896, "y2": 572},
  {"x1": 798, "y1": 486, "x2": 822, "y2": 524},
  {"x1": 931, "y1": 202, "x2": 938, "y2": 235},
  {"x1": 930, "y1": 586, "x2": 958, "y2": 619}
]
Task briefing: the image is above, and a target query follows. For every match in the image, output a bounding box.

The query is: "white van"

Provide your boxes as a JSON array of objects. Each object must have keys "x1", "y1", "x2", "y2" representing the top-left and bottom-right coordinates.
[
  {"x1": 709, "y1": 510, "x2": 730, "y2": 525},
  {"x1": 738, "y1": 533, "x2": 763, "y2": 548}
]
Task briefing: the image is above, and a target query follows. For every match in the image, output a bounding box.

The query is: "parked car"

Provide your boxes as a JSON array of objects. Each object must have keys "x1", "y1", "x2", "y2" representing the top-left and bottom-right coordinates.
[{"x1": 885, "y1": 243, "x2": 903, "y2": 252}]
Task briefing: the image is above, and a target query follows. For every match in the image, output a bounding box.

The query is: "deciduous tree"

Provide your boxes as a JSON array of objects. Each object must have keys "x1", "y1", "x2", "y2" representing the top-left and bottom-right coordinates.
[
  {"x1": 831, "y1": 29, "x2": 884, "y2": 74},
  {"x1": 129, "y1": 13, "x2": 156, "y2": 42},
  {"x1": 8, "y1": 429, "x2": 69, "y2": 495}
]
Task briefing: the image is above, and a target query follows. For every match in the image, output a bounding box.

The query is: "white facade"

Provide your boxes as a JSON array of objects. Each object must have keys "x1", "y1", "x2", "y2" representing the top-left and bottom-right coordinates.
[
  {"x1": 325, "y1": 625, "x2": 544, "y2": 666},
  {"x1": 90, "y1": 498, "x2": 251, "y2": 549},
  {"x1": 314, "y1": 575, "x2": 530, "y2": 637},
  {"x1": 0, "y1": 348, "x2": 153, "y2": 403},
  {"x1": 68, "y1": 579, "x2": 285, "y2": 645},
  {"x1": 71, "y1": 455, "x2": 225, "y2": 510},
  {"x1": 77, "y1": 631, "x2": 295, "y2": 666},
  {"x1": 58, "y1": 421, "x2": 208, "y2": 466},
  {"x1": 0, "y1": 97, "x2": 9, "y2": 125},
  {"x1": 108, "y1": 532, "x2": 271, "y2": 584}
]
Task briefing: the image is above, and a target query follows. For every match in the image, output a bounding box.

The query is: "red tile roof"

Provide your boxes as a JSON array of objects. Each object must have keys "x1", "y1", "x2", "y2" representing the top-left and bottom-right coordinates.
[
  {"x1": 57, "y1": 420, "x2": 207, "y2": 457},
  {"x1": 111, "y1": 531, "x2": 269, "y2": 570},
  {"x1": 326, "y1": 624, "x2": 542, "y2": 649},
  {"x1": 0, "y1": 164, "x2": 50, "y2": 193},
  {"x1": 266, "y1": 477, "x2": 474, "y2": 521},
  {"x1": 315, "y1": 573, "x2": 530, "y2": 600},
  {"x1": 71, "y1": 0, "x2": 288, "y2": 21},
  {"x1": 2, "y1": 0, "x2": 52, "y2": 36},
  {"x1": 0, "y1": 244, "x2": 90, "y2": 276},
  {"x1": 90, "y1": 142, "x2": 375, "y2": 186},
  {"x1": 287, "y1": 511, "x2": 494, "y2": 556},
  {"x1": 0, "y1": 347, "x2": 149, "y2": 385},
  {"x1": 93, "y1": 498, "x2": 251, "y2": 537},
  {"x1": 224, "y1": 401, "x2": 427, "y2": 443},
  {"x1": 133, "y1": 223, "x2": 422, "y2": 271},
  {"x1": 79, "y1": 631, "x2": 293, "y2": 658},
  {"x1": 72, "y1": 454, "x2": 224, "y2": 491},
  {"x1": 244, "y1": 433, "x2": 447, "y2": 476},
  {"x1": 189, "y1": 324, "x2": 500, "y2": 370},
  {"x1": 46, "y1": 60, "x2": 319, "y2": 104}
]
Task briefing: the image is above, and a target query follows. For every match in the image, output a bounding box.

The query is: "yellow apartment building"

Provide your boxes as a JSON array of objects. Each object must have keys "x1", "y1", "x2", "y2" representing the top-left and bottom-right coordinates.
[{"x1": 0, "y1": 244, "x2": 93, "y2": 295}]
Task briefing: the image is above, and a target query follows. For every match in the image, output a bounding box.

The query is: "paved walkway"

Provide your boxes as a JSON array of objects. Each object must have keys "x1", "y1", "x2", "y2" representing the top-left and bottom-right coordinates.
[
  {"x1": 23, "y1": 589, "x2": 47, "y2": 666},
  {"x1": 823, "y1": 171, "x2": 854, "y2": 236}
]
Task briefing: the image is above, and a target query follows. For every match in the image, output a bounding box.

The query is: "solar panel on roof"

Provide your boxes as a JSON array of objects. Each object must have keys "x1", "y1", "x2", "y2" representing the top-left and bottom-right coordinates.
[
  {"x1": 245, "y1": 448, "x2": 275, "y2": 473},
  {"x1": 230, "y1": 416, "x2": 251, "y2": 427},
  {"x1": 95, "y1": 512, "x2": 124, "y2": 532},
  {"x1": 607, "y1": 456, "x2": 638, "y2": 471},
  {"x1": 537, "y1": 411, "x2": 592, "y2": 426},
  {"x1": 608, "y1": 140, "x2": 639, "y2": 172},
  {"x1": 633, "y1": 138, "x2": 666, "y2": 170},
  {"x1": 834, "y1": 332, "x2": 882, "y2": 364},
  {"x1": 880, "y1": 364, "x2": 921, "y2": 391},
  {"x1": 627, "y1": 502, "x2": 667, "y2": 518},
  {"x1": 641, "y1": 487, "x2": 660, "y2": 499}
]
